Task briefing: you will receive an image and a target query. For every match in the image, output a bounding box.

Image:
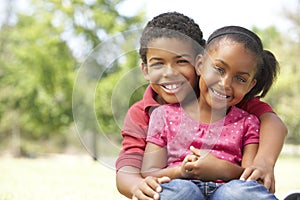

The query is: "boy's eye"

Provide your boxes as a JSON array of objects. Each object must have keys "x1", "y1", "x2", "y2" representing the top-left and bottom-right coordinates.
[{"x1": 149, "y1": 62, "x2": 164, "y2": 68}]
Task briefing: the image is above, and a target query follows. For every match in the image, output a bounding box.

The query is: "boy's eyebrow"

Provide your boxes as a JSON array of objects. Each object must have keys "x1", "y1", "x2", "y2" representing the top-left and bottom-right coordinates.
[
  {"x1": 149, "y1": 54, "x2": 192, "y2": 62},
  {"x1": 215, "y1": 58, "x2": 251, "y2": 76},
  {"x1": 175, "y1": 54, "x2": 192, "y2": 58},
  {"x1": 148, "y1": 57, "x2": 163, "y2": 62}
]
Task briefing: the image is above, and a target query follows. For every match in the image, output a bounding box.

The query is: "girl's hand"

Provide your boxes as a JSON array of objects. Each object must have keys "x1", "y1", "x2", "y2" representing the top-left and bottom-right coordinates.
[
  {"x1": 240, "y1": 161, "x2": 275, "y2": 193},
  {"x1": 132, "y1": 176, "x2": 171, "y2": 200},
  {"x1": 184, "y1": 146, "x2": 245, "y2": 181},
  {"x1": 183, "y1": 149, "x2": 220, "y2": 180},
  {"x1": 181, "y1": 152, "x2": 199, "y2": 178}
]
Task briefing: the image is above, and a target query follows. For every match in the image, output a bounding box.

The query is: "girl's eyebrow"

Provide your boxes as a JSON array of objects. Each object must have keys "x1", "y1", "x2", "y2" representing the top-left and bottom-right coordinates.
[{"x1": 215, "y1": 58, "x2": 251, "y2": 77}]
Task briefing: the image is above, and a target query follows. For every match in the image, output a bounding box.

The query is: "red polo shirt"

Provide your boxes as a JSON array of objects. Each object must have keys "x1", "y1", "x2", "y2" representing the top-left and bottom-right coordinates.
[{"x1": 115, "y1": 85, "x2": 274, "y2": 171}]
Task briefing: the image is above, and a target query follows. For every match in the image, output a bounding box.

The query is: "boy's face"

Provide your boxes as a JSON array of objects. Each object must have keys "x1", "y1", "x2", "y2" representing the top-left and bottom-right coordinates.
[
  {"x1": 196, "y1": 40, "x2": 257, "y2": 110},
  {"x1": 142, "y1": 38, "x2": 198, "y2": 104}
]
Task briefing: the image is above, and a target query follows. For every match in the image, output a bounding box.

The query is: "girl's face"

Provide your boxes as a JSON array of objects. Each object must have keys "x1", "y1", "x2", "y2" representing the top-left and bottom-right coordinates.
[
  {"x1": 196, "y1": 39, "x2": 257, "y2": 110},
  {"x1": 142, "y1": 38, "x2": 198, "y2": 104}
]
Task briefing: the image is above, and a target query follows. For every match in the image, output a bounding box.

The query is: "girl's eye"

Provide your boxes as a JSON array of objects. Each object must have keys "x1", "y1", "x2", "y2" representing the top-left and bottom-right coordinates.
[
  {"x1": 235, "y1": 76, "x2": 247, "y2": 83},
  {"x1": 213, "y1": 66, "x2": 224, "y2": 74},
  {"x1": 177, "y1": 59, "x2": 189, "y2": 65}
]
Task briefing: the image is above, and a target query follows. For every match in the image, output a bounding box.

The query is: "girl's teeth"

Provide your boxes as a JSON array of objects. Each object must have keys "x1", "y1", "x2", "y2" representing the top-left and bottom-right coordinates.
[{"x1": 212, "y1": 89, "x2": 227, "y2": 98}]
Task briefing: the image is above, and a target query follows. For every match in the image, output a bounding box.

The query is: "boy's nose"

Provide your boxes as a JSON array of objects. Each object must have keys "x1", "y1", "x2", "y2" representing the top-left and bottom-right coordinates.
[{"x1": 163, "y1": 65, "x2": 177, "y2": 77}]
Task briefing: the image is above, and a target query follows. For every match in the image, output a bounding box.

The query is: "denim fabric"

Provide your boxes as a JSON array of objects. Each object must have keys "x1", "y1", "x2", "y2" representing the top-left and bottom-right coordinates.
[
  {"x1": 211, "y1": 180, "x2": 278, "y2": 200},
  {"x1": 160, "y1": 179, "x2": 278, "y2": 200},
  {"x1": 160, "y1": 179, "x2": 205, "y2": 200}
]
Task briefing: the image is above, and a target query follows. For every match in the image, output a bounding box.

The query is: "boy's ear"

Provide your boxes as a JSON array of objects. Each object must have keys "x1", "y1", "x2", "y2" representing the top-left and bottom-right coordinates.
[
  {"x1": 141, "y1": 62, "x2": 150, "y2": 80},
  {"x1": 195, "y1": 54, "x2": 203, "y2": 76}
]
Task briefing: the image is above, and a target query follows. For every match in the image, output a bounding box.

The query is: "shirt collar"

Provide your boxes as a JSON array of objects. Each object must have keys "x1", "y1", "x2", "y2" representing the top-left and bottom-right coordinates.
[{"x1": 143, "y1": 85, "x2": 160, "y2": 111}]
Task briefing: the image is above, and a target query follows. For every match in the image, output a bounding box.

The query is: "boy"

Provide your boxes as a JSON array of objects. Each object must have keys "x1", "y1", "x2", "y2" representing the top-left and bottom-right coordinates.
[{"x1": 116, "y1": 12, "x2": 287, "y2": 200}]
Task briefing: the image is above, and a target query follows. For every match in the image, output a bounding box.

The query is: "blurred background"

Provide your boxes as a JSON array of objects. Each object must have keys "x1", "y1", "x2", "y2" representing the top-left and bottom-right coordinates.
[{"x1": 0, "y1": 0, "x2": 299, "y2": 199}]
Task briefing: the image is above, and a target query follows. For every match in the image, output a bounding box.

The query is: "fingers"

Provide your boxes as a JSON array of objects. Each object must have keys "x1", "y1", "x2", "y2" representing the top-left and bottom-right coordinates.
[
  {"x1": 132, "y1": 195, "x2": 138, "y2": 200},
  {"x1": 263, "y1": 175, "x2": 275, "y2": 193},
  {"x1": 157, "y1": 176, "x2": 171, "y2": 185},
  {"x1": 240, "y1": 167, "x2": 255, "y2": 180},
  {"x1": 269, "y1": 181, "x2": 275, "y2": 194},
  {"x1": 187, "y1": 154, "x2": 198, "y2": 162},
  {"x1": 241, "y1": 168, "x2": 276, "y2": 194},
  {"x1": 190, "y1": 146, "x2": 201, "y2": 156},
  {"x1": 240, "y1": 167, "x2": 262, "y2": 182},
  {"x1": 183, "y1": 159, "x2": 197, "y2": 173},
  {"x1": 246, "y1": 169, "x2": 262, "y2": 181},
  {"x1": 145, "y1": 176, "x2": 162, "y2": 195},
  {"x1": 152, "y1": 176, "x2": 170, "y2": 193},
  {"x1": 132, "y1": 190, "x2": 156, "y2": 200},
  {"x1": 133, "y1": 176, "x2": 161, "y2": 200},
  {"x1": 183, "y1": 155, "x2": 198, "y2": 171}
]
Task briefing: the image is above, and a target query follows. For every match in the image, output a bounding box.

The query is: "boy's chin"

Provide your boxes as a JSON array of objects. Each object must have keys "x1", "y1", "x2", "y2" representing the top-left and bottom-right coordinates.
[{"x1": 160, "y1": 95, "x2": 181, "y2": 104}]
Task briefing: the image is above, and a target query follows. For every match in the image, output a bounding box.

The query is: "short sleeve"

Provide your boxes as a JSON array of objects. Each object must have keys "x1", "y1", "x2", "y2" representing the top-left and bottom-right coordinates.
[
  {"x1": 147, "y1": 106, "x2": 167, "y2": 147},
  {"x1": 239, "y1": 97, "x2": 275, "y2": 117},
  {"x1": 116, "y1": 102, "x2": 148, "y2": 171},
  {"x1": 243, "y1": 114, "x2": 260, "y2": 146}
]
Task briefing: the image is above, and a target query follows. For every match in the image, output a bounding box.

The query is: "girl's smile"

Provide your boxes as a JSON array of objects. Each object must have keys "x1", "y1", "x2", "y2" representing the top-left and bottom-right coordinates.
[{"x1": 197, "y1": 40, "x2": 257, "y2": 113}]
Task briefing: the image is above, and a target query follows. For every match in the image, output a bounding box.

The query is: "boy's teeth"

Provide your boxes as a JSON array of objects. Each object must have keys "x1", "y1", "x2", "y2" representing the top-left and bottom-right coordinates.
[{"x1": 165, "y1": 84, "x2": 179, "y2": 90}]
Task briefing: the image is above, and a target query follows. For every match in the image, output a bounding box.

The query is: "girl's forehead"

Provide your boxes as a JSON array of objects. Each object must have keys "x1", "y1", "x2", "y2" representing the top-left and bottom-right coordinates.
[
  {"x1": 207, "y1": 38, "x2": 239, "y2": 50},
  {"x1": 206, "y1": 41, "x2": 258, "y2": 71},
  {"x1": 206, "y1": 38, "x2": 256, "y2": 59}
]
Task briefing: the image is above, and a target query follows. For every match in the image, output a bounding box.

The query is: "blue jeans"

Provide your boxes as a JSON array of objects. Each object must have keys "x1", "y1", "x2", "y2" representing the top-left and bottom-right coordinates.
[{"x1": 160, "y1": 179, "x2": 278, "y2": 200}]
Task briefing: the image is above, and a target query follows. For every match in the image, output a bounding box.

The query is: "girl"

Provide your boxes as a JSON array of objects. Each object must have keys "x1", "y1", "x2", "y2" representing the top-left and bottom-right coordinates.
[
  {"x1": 141, "y1": 25, "x2": 280, "y2": 200},
  {"x1": 116, "y1": 12, "x2": 287, "y2": 200}
]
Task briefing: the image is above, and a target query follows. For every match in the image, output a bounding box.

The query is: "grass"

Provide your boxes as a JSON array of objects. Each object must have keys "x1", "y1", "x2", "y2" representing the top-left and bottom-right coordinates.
[
  {"x1": 0, "y1": 153, "x2": 299, "y2": 200},
  {"x1": 274, "y1": 154, "x2": 300, "y2": 199},
  {"x1": 0, "y1": 155, "x2": 126, "y2": 200}
]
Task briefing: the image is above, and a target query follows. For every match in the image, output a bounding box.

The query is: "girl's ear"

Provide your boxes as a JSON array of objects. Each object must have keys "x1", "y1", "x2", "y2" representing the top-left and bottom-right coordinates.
[
  {"x1": 248, "y1": 79, "x2": 257, "y2": 93},
  {"x1": 195, "y1": 54, "x2": 204, "y2": 76},
  {"x1": 141, "y1": 62, "x2": 150, "y2": 80}
]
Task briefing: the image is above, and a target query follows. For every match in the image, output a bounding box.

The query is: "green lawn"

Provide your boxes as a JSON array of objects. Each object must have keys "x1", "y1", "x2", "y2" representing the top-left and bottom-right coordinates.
[
  {"x1": 0, "y1": 153, "x2": 299, "y2": 200},
  {"x1": 0, "y1": 155, "x2": 126, "y2": 200}
]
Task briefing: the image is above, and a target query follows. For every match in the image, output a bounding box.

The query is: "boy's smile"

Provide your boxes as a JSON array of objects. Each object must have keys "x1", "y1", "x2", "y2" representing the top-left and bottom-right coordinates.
[{"x1": 142, "y1": 38, "x2": 198, "y2": 104}]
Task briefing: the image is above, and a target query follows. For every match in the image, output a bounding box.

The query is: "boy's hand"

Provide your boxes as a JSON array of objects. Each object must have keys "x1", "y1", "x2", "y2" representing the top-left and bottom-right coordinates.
[
  {"x1": 240, "y1": 161, "x2": 275, "y2": 193},
  {"x1": 132, "y1": 176, "x2": 170, "y2": 200}
]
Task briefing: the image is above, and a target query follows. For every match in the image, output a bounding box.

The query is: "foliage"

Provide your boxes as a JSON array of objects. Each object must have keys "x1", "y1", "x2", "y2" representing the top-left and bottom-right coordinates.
[
  {"x1": 1, "y1": 0, "x2": 300, "y2": 156},
  {"x1": 252, "y1": 3, "x2": 300, "y2": 144},
  {"x1": 0, "y1": 0, "x2": 145, "y2": 154}
]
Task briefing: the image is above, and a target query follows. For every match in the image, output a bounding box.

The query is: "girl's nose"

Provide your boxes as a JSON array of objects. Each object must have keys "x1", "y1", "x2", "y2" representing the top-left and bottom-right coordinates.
[{"x1": 220, "y1": 75, "x2": 232, "y2": 89}]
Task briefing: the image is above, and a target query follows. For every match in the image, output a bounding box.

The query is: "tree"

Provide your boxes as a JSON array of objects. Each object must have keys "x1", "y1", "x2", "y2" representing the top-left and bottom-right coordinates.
[
  {"x1": 0, "y1": 0, "x2": 145, "y2": 155},
  {"x1": 252, "y1": 0, "x2": 300, "y2": 144}
]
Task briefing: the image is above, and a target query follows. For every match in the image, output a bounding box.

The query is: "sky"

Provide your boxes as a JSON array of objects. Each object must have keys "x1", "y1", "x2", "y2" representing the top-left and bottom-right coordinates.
[
  {"x1": 1, "y1": 0, "x2": 298, "y2": 39},
  {"x1": 118, "y1": 0, "x2": 298, "y2": 39}
]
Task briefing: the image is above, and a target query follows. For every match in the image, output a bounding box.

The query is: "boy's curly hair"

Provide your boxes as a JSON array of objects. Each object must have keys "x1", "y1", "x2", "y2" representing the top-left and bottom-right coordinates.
[{"x1": 139, "y1": 12, "x2": 206, "y2": 63}]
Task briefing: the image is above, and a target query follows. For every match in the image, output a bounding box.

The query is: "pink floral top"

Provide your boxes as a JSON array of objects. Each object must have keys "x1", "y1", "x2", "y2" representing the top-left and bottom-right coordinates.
[{"x1": 147, "y1": 104, "x2": 260, "y2": 167}]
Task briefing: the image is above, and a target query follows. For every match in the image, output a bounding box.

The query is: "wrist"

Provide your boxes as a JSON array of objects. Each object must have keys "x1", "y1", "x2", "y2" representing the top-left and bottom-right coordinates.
[
  {"x1": 220, "y1": 160, "x2": 244, "y2": 181},
  {"x1": 253, "y1": 155, "x2": 275, "y2": 168},
  {"x1": 174, "y1": 166, "x2": 184, "y2": 179}
]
